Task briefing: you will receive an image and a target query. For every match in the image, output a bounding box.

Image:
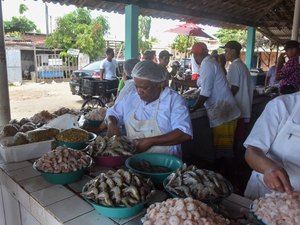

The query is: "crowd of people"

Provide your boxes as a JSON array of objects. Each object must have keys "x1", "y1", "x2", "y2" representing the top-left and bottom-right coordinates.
[{"x1": 93, "y1": 39, "x2": 300, "y2": 199}]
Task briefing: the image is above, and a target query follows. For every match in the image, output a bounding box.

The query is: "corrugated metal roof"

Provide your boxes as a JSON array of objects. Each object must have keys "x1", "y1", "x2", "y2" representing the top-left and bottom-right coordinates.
[{"x1": 42, "y1": 0, "x2": 298, "y2": 44}]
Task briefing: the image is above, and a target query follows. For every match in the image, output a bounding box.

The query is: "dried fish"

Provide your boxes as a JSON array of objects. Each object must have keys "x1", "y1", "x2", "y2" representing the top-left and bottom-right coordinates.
[
  {"x1": 81, "y1": 169, "x2": 154, "y2": 207},
  {"x1": 165, "y1": 164, "x2": 231, "y2": 201},
  {"x1": 89, "y1": 135, "x2": 135, "y2": 157}
]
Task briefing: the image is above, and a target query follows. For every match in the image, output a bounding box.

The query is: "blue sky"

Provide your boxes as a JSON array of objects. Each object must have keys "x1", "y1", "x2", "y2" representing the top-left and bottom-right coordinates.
[{"x1": 2, "y1": 0, "x2": 219, "y2": 47}]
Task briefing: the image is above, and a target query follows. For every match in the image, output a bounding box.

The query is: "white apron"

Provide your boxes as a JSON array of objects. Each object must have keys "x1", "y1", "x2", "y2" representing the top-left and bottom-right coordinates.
[
  {"x1": 124, "y1": 99, "x2": 171, "y2": 155},
  {"x1": 244, "y1": 101, "x2": 300, "y2": 199}
]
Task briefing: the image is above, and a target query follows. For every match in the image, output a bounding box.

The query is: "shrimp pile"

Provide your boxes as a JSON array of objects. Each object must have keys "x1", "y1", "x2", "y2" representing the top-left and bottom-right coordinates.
[
  {"x1": 35, "y1": 146, "x2": 91, "y2": 173},
  {"x1": 142, "y1": 197, "x2": 229, "y2": 225},
  {"x1": 251, "y1": 192, "x2": 300, "y2": 225}
]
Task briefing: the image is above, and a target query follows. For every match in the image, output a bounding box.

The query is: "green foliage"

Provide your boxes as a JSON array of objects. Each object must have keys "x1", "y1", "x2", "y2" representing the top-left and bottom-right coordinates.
[
  {"x1": 4, "y1": 16, "x2": 39, "y2": 33},
  {"x1": 138, "y1": 16, "x2": 157, "y2": 53},
  {"x1": 19, "y1": 3, "x2": 28, "y2": 15},
  {"x1": 214, "y1": 29, "x2": 247, "y2": 46},
  {"x1": 4, "y1": 3, "x2": 39, "y2": 34},
  {"x1": 171, "y1": 35, "x2": 199, "y2": 53},
  {"x1": 45, "y1": 8, "x2": 109, "y2": 60}
]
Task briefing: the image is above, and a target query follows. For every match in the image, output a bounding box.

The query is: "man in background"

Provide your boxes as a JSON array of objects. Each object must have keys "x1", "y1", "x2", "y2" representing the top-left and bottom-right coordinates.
[
  {"x1": 158, "y1": 50, "x2": 173, "y2": 86},
  {"x1": 222, "y1": 40, "x2": 254, "y2": 183},
  {"x1": 99, "y1": 47, "x2": 119, "y2": 97}
]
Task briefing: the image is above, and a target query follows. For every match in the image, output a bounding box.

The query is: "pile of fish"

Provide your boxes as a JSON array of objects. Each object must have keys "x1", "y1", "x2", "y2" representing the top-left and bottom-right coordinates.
[
  {"x1": 251, "y1": 192, "x2": 300, "y2": 225},
  {"x1": 164, "y1": 164, "x2": 231, "y2": 201},
  {"x1": 89, "y1": 135, "x2": 135, "y2": 157},
  {"x1": 84, "y1": 107, "x2": 106, "y2": 121},
  {"x1": 35, "y1": 146, "x2": 91, "y2": 173},
  {"x1": 81, "y1": 169, "x2": 154, "y2": 207},
  {"x1": 142, "y1": 197, "x2": 229, "y2": 225}
]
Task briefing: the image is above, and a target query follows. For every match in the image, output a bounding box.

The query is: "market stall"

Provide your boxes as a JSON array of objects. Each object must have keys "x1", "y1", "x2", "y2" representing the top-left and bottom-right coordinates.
[{"x1": 0, "y1": 158, "x2": 254, "y2": 225}]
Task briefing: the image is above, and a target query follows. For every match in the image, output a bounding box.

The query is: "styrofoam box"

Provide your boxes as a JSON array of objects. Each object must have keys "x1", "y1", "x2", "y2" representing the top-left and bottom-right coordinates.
[{"x1": 0, "y1": 139, "x2": 53, "y2": 163}]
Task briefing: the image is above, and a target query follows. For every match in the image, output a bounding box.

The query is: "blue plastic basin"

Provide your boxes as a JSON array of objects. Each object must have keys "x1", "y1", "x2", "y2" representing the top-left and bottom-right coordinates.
[{"x1": 125, "y1": 153, "x2": 183, "y2": 184}]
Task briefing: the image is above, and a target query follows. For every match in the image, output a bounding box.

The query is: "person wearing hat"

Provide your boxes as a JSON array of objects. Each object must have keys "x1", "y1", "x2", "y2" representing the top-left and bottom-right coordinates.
[
  {"x1": 276, "y1": 40, "x2": 300, "y2": 94},
  {"x1": 105, "y1": 60, "x2": 193, "y2": 157},
  {"x1": 190, "y1": 42, "x2": 240, "y2": 161},
  {"x1": 222, "y1": 40, "x2": 254, "y2": 163},
  {"x1": 159, "y1": 50, "x2": 173, "y2": 86}
]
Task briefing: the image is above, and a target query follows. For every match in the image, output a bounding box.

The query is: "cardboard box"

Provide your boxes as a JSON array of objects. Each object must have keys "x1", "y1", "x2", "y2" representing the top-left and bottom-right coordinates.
[{"x1": 0, "y1": 139, "x2": 53, "y2": 163}]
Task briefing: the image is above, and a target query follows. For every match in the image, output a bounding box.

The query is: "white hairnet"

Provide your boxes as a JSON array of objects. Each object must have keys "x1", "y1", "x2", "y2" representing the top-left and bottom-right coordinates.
[
  {"x1": 123, "y1": 58, "x2": 140, "y2": 78},
  {"x1": 131, "y1": 60, "x2": 166, "y2": 83}
]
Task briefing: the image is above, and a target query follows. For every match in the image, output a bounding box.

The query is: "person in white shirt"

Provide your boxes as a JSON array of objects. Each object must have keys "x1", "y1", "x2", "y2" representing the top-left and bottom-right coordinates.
[
  {"x1": 105, "y1": 60, "x2": 193, "y2": 157},
  {"x1": 191, "y1": 42, "x2": 240, "y2": 158},
  {"x1": 222, "y1": 40, "x2": 254, "y2": 160},
  {"x1": 99, "y1": 47, "x2": 119, "y2": 98},
  {"x1": 99, "y1": 48, "x2": 118, "y2": 80},
  {"x1": 244, "y1": 92, "x2": 300, "y2": 199}
]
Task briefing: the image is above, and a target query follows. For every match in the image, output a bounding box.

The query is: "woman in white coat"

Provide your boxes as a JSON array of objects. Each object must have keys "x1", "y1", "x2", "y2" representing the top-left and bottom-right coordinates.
[
  {"x1": 105, "y1": 60, "x2": 193, "y2": 157},
  {"x1": 244, "y1": 92, "x2": 300, "y2": 199}
]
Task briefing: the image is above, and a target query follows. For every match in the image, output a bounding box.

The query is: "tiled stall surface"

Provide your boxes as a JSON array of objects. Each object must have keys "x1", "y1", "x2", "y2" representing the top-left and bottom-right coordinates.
[{"x1": 0, "y1": 159, "x2": 252, "y2": 225}]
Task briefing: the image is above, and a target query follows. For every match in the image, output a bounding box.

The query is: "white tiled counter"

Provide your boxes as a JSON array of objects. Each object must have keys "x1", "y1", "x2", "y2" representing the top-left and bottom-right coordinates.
[{"x1": 0, "y1": 158, "x2": 252, "y2": 225}]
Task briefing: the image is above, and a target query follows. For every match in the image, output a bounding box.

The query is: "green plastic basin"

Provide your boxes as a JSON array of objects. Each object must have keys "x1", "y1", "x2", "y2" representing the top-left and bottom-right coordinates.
[
  {"x1": 125, "y1": 153, "x2": 183, "y2": 184},
  {"x1": 33, "y1": 156, "x2": 93, "y2": 184},
  {"x1": 82, "y1": 185, "x2": 145, "y2": 218},
  {"x1": 88, "y1": 199, "x2": 144, "y2": 218},
  {"x1": 55, "y1": 132, "x2": 96, "y2": 150}
]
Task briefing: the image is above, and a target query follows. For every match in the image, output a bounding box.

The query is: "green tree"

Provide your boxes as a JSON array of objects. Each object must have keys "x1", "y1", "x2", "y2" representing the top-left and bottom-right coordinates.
[
  {"x1": 4, "y1": 3, "x2": 39, "y2": 34},
  {"x1": 138, "y1": 16, "x2": 157, "y2": 53},
  {"x1": 214, "y1": 29, "x2": 247, "y2": 46},
  {"x1": 45, "y1": 8, "x2": 109, "y2": 60},
  {"x1": 171, "y1": 35, "x2": 198, "y2": 54},
  {"x1": 19, "y1": 3, "x2": 28, "y2": 14}
]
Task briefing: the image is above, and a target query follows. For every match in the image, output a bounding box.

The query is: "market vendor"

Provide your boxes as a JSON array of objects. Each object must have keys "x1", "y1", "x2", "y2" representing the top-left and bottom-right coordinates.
[
  {"x1": 244, "y1": 91, "x2": 300, "y2": 199},
  {"x1": 105, "y1": 60, "x2": 193, "y2": 156},
  {"x1": 190, "y1": 42, "x2": 240, "y2": 159}
]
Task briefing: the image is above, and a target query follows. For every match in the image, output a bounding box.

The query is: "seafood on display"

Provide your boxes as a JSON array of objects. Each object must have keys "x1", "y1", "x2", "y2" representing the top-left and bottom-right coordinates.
[
  {"x1": 81, "y1": 169, "x2": 154, "y2": 207},
  {"x1": 89, "y1": 135, "x2": 135, "y2": 157},
  {"x1": 35, "y1": 146, "x2": 91, "y2": 173},
  {"x1": 182, "y1": 88, "x2": 200, "y2": 100},
  {"x1": 84, "y1": 107, "x2": 106, "y2": 121},
  {"x1": 142, "y1": 197, "x2": 229, "y2": 225},
  {"x1": 164, "y1": 164, "x2": 231, "y2": 200},
  {"x1": 251, "y1": 192, "x2": 300, "y2": 225},
  {"x1": 133, "y1": 159, "x2": 171, "y2": 173},
  {"x1": 55, "y1": 128, "x2": 90, "y2": 143}
]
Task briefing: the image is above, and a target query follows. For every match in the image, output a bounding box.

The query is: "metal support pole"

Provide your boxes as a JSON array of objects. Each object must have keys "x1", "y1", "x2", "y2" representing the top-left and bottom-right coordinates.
[
  {"x1": 245, "y1": 26, "x2": 256, "y2": 69},
  {"x1": 45, "y1": 3, "x2": 49, "y2": 36},
  {"x1": 125, "y1": 5, "x2": 139, "y2": 60},
  {"x1": 0, "y1": 0, "x2": 11, "y2": 126},
  {"x1": 291, "y1": 0, "x2": 300, "y2": 40}
]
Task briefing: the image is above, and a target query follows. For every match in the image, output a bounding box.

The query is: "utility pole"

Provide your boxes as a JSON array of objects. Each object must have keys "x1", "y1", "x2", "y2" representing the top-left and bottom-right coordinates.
[{"x1": 45, "y1": 3, "x2": 49, "y2": 35}]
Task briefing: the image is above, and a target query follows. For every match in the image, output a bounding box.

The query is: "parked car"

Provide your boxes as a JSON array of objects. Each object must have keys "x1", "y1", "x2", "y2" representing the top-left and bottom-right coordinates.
[{"x1": 69, "y1": 60, "x2": 124, "y2": 96}]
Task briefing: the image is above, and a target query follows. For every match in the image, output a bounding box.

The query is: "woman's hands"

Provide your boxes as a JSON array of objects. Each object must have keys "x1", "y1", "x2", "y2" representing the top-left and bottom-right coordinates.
[
  {"x1": 106, "y1": 116, "x2": 120, "y2": 138},
  {"x1": 132, "y1": 138, "x2": 152, "y2": 153},
  {"x1": 263, "y1": 165, "x2": 293, "y2": 194},
  {"x1": 245, "y1": 145, "x2": 293, "y2": 194}
]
